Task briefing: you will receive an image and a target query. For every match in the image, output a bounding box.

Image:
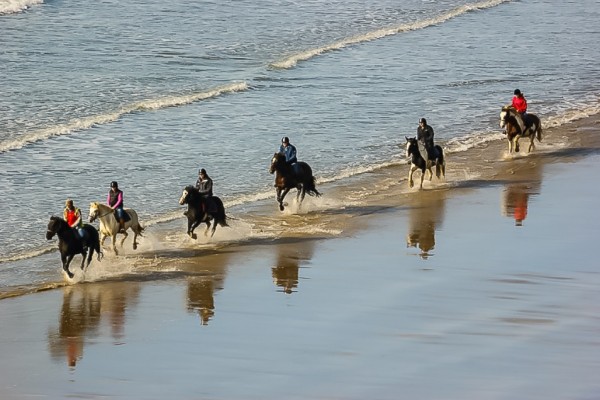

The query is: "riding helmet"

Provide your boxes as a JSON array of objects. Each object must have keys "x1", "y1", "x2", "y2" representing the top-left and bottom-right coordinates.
[
  {"x1": 514, "y1": 89, "x2": 521, "y2": 95},
  {"x1": 282, "y1": 136, "x2": 289, "y2": 144},
  {"x1": 199, "y1": 168, "x2": 206, "y2": 175},
  {"x1": 419, "y1": 118, "x2": 427, "y2": 125},
  {"x1": 110, "y1": 181, "x2": 118, "y2": 188}
]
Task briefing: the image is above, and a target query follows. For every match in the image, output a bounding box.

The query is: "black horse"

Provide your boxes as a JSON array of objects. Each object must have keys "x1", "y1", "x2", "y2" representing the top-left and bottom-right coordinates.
[
  {"x1": 46, "y1": 216, "x2": 103, "y2": 279},
  {"x1": 269, "y1": 152, "x2": 321, "y2": 211},
  {"x1": 179, "y1": 186, "x2": 228, "y2": 239},
  {"x1": 405, "y1": 136, "x2": 445, "y2": 190}
]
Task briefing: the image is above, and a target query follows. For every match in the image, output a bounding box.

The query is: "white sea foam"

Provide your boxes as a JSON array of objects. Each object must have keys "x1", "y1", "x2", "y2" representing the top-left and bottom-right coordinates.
[
  {"x1": 0, "y1": 82, "x2": 248, "y2": 153},
  {"x1": 0, "y1": 0, "x2": 42, "y2": 15},
  {"x1": 270, "y1": 0, "x2": 511, "y2": 69}
]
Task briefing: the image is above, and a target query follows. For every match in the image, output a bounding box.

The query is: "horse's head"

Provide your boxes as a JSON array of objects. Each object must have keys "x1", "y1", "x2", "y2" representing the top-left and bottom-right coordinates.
[
  {"x1": 179, "y1": 186, "x2": 195, "y2": 205},
  {"x1": 405, "y1": 136, "x2": 418, "y2": 158},
  {"x1": 500, "y1": 105, "x2": 515, "y2": 128},
  {"x1": 46, "y1": 216, "x2": 61, "y2": 240},
  {"x1": 88, "y1": 202, "x2": 100, "y2": 223},
  {"x1": 269, "y1": 152, "x2": 285, "y2": 174}
]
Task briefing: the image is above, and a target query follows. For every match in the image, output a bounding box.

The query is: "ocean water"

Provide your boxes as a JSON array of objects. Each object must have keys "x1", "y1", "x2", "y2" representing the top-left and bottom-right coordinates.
[{"x1": 1, "y1": 0, "x2": 599, "y2": 293}]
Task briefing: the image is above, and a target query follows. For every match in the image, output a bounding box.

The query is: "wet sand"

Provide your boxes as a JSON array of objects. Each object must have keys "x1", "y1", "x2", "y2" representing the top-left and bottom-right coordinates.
[{"x1": 2, "y1": 131, "x2": 600, "y2": 399}]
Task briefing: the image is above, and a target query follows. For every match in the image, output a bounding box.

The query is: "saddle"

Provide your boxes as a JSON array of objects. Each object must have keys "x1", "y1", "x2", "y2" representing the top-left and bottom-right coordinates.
[{"x1": 114, "y1": 209, "x2": 131, "y2": 223}]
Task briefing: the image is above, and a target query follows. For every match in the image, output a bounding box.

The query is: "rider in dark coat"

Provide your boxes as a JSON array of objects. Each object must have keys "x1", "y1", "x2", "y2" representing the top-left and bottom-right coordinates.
[
  {"x1": 195, "y1": 168, "x2": 215, "y2": 213},
  {"x1": 195, "y1": 169, "x2": 213, "y2": 197},
  {"x1": 279, "y1": 137, "x2": 297, "y2": 165},
  {"x1": 416, "y1": 118, "x2": 436, "y2": 159}
]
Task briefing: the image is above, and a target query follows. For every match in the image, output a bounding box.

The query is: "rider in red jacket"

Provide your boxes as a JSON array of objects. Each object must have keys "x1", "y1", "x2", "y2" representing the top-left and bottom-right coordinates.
[
  {"x1": 512, "y1": 89, "x2": 528, "y2": 114},
  {"x1": 511, "y1": 89, "x2": 528, "y2": 133}
]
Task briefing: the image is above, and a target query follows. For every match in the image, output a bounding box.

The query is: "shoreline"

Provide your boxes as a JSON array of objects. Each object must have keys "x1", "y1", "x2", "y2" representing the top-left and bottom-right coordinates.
[{"x1": 1, "y1": 147, "x2": 600, "y2": 398}]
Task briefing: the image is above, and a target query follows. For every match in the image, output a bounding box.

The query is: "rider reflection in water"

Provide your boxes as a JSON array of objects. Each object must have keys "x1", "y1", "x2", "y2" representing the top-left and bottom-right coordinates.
[{"x1": 279, "y1": 136, "x2": 297, "y2": 165}]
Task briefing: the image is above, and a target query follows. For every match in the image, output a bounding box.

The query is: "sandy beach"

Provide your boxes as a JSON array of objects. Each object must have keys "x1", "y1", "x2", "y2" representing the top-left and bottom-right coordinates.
[{"x1": 2, "y1": 118, "x2": 600, "y2": 399}]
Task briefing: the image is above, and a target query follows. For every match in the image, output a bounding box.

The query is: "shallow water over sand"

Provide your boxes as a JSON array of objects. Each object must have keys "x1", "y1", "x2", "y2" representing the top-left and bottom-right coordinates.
[{"x1": 1, "y1": 151, "x2": 600, "y2": 399}]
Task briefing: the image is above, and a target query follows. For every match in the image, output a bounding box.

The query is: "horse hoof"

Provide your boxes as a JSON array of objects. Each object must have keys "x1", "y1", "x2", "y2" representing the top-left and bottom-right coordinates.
[
  {"x1": 133, "y1": 243, "x2": 137, "y2": 250},
  {"x1": 191, "y1": 234, "x2": 197, "y2": 240},
  {"x1": 279, "y1": 204, "x2": 284, "y2": 211}
]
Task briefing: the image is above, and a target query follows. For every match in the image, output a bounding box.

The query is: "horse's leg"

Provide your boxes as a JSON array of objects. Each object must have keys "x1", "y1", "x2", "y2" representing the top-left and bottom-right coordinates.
[
  {"x1": 132, "y1": 231, "x2": 138, "y2": 250},
  {"x1": 419, "y1": 168, "x2": 425, "y2": 190},
  {"x1": 527, "y1": 133, "x2": 535, "y2": 153},
  {"x1": 210, "y1": 220, "x2": 217, "y2": 237},
  {"x1": 278, "y1": 188, "x2": 291, "y2": 211},
  {"x1": 514, "y1": 135, "x2": 521, "y2": 152},
  {"x1": 100, "y1": 232, "x2": 107, "y2": 247},
  {"x1": 297, "y1": 186, "x2": 306, "y2": 209},
  {"x1": 408, "y1": 166, "x2": 415, "y2": 188},
  {"x1": 204, "y1": 220, "x2": 211, "y2": 236},
  {"x1": 80, "y1": 249, "x2": 88, "y2": 270},
  {"x1": 189, "y1": 218, "x2": 201, "y2": 239},
  {"x1": 86, "y1": 247, "x2": 94, "y2": 269},
  {"x1": 64, "y1": 254, "x2": 75, "y2": 279},
  {"x1": 112, "y1": 234, "x2": 119, "y2": 255},
  {"x1": 119, "y1": 231, "x2": 128, "y2": 248}
]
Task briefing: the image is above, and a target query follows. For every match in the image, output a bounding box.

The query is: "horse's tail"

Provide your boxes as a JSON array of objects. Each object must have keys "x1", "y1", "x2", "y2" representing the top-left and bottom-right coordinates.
[
  {"x1": 306, "y1": 175, "x2": 321, "y2": 197},
  {"x1": 434, "y1": 146, "x2": 445, "y2": 179},
  {"x1": 536, "y1": 122, "x2": 543, "y2": 142},
  {"x1": 134, "y1": 223, "x2": 145, "y2": 236},
  {"x1": 214, "y1": 197, "x2": 229, "y2": 227},
  {"x1": 88, "y1": 226, "x2": 103, "y2": 262}
]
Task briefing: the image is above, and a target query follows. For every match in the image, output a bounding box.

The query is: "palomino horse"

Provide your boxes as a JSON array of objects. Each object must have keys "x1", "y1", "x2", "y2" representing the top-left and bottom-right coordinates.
[
  {"x1": 405, "y1": 136, "x2": 446, "y2": 190},
  {"x1": 500, "y1": 106, "x2": 542, "y2": 153},
  {"x1": 179, "y1": 186, "x2": 228, "y2": 239},
  {"x1": 269, "y1": 152, "x2": 320, "y2": 211},
  {"x1": 46, "y1": 216, "x2": 103, "y2": 278},
  {"x1": 88, "y1": 202, "x2": 144, "y2": 255}
]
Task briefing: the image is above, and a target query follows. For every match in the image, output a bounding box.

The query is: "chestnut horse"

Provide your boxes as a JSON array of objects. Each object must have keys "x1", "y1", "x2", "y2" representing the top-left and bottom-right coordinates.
[{"x1": 269, "y1": 153, "x2": 320, "y2": 211}]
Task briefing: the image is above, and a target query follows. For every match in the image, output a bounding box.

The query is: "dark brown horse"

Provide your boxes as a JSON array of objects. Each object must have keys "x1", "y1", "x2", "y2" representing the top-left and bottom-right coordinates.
[
  {"x1": 46, "y1": 216, "x2": 103, "y2": 279},
  {"x1": 269, "y1": 153, "x2": 320, "y2": 211},
  {"x1": 500, "y1": 106, "x2": 543, "y2": 153},
  {"x1": 179, "y1": 186, "x2": 228, "y2": 239}
]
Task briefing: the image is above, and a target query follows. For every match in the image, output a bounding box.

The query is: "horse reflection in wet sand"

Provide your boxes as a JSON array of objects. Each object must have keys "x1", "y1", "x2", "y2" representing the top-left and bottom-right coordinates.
[
  {"x1": 269, "y1": 153, "x2": 320, "y2": 211},
  {"x1": 406, "y1": 190, "x2": 447, "y2": 259}
]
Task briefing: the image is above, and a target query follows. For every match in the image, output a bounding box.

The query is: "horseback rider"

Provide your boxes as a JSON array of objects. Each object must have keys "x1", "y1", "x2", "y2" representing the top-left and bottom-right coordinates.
[
  {"x1": 279, "y1": 136, "x2": 297, "y2": 165},
  {"x1": 63, "y1": 199, "x2": 85, "y2": 238},
  {"x1": 416, "y1": 118, "x2": 436, "y2": 159},
  {"x1": 511, "y1": 89, "x2": 528, "y2": 133},
  {"x1": 195, "y1": 168, "x2": 214, "y2": 214},
  {"x1": 107, "y1": 181, "x2": 126, "y2": 233}
]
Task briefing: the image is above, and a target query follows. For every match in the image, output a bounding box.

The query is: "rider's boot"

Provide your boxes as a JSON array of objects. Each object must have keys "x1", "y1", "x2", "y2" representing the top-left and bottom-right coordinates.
[{"x1": 119, "y1": 219, "x2": 125, "y2": 233}]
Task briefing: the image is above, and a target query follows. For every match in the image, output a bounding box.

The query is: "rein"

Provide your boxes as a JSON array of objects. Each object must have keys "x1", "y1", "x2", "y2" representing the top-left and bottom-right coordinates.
[{"x1": 94, "y1": 208, "x2": 115, "y2": 219}]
